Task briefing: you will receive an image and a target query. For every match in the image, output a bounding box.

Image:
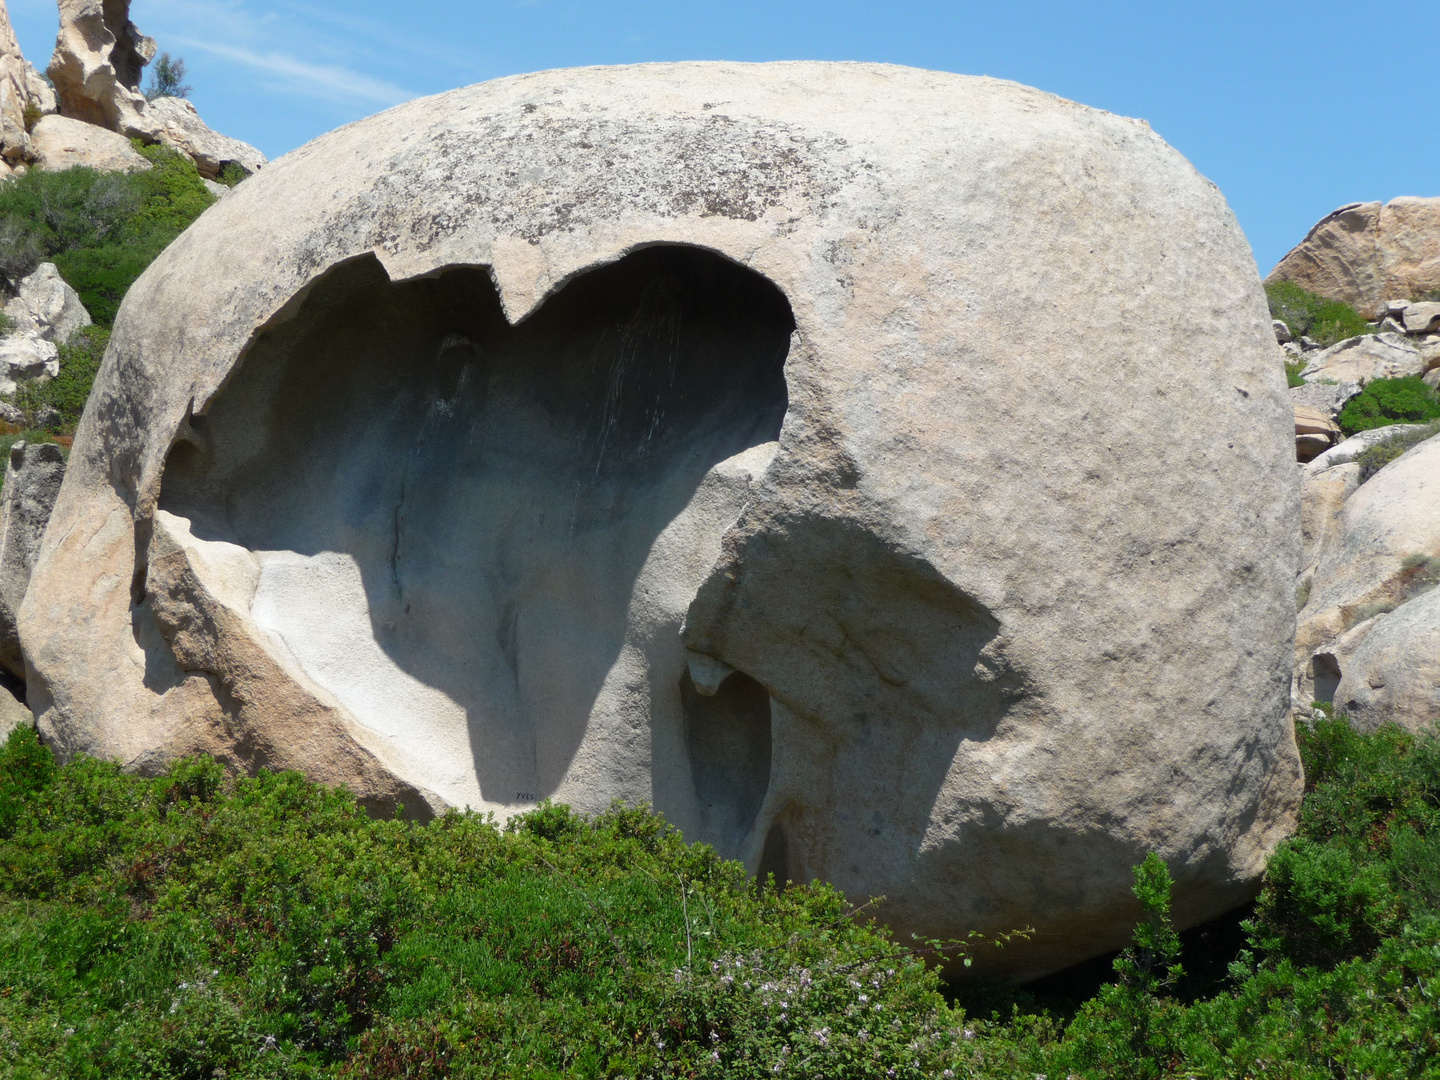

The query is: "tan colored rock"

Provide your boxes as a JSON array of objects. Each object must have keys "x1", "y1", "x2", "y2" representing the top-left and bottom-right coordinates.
[
  {"x1": 0, "y1": 0, "x2": 57, "y2": 166},
  {"x1": 0, "y1": 686, "x2": 31, "y2": 739},
  {"x1": 1267, "y1": 197, "x2": 1440, "y2": 315},
  {"x1": 1401, "y1": 301, "x2": 1440, "y2": 335},
  {"x1": 29, "y1": 112, "x2": 149, "y2": 172},
  {"x1": 1294, "y1": 403, "x2": 1340, "y2": 462},
  {"x1": 0, "y1": 440, "x2": 63, "y2": 677},
  {"x1": 1333, "y1": 582, "x2": 1440, "y2": 732},
  {"x1": 1299, "y1": 332, "x2": 1426, "y2": 385},
  {"x1": 46, "y1": 0, "x2": 153, "y2": 134},
  {"x1": 18, "y1": 62, "x2": 1302, "y2": 983},
  {"x1": 142, "y1": 96, "x2": 265, "y2": 181},
  {"x1": 1300, "y1": 461, "x2": 1359, "y2": 573},
  {"x1": 1297, "y1": 434, "x2": 1440, "y2": 703}
]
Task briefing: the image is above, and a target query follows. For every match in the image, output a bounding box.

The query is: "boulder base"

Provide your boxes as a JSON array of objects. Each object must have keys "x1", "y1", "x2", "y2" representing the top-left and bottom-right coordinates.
[{"x1": 19, "y1": 62, "x2": 1302, "y2": 982}]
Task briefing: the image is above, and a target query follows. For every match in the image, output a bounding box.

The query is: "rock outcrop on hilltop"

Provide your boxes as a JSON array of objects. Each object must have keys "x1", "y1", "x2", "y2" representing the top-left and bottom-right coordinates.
[
  {"x1": 1268, "y1": 198, "x2": 1440, "y2": 315},
  {"x1": 43, "y1": 0, "x2": 265, "y2": 178},
  {"x1": 18, "y1": 62, "x2": 1303, "y2": 983},
  {"x1": 0, "y1": 0, "x2": 57, "y2": 172}
]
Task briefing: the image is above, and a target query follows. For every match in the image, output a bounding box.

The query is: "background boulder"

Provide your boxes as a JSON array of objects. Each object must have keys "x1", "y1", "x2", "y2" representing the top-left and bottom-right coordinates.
[
  {"x1": 18, "y1": 62, "x2": 1302, "y2": 982},
  {"x1": 1268, "y1": 197, "x2": 1440, "y2": 316}
]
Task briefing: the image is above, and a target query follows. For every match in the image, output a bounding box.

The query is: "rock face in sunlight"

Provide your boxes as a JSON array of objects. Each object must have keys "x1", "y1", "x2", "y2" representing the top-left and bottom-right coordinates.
[
  {"x1": 18, "y1": 62, "x2": 1302, "y2": 982},
  {"x1": 46, "y1": 0, "x2": 266, "y2": 179},
  {"x1": 0, "y1": 0, "x2": 57, "y2": 172}
]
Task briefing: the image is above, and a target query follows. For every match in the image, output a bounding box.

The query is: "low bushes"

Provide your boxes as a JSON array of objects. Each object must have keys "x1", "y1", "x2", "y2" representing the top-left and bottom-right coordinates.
[
  {"x1": 2, "y1": 713, "x2": 1438, "y2": 1077},
  {"x1": 1338, "y1": 376, "x2": 1440, "y2": 435},
  {"x1": 1267, "y1": 280, "x2": 1376, "y2": 347}
]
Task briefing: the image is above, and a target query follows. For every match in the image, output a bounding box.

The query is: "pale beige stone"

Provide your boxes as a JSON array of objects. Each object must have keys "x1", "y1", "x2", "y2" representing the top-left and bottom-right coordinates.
[
  {"x1": 46, "y1": 0, "x2": 153, "y2": 134},
  {"x1": 1267, "y1": 197, "x2": 1440, "y2": 314},
  {"x1": 1297, "y1": 434, "x2": 1440, "y2": 703},
  {"x1": 29, "y1": 112, "x2": 148, "y2": 172},
  {"x1": 142, "y1": 96, "x2": 265, "y2": 181},
  {"x1": 1333, "y1": 583, "x2": 1440, "y2": 732},
  {"x1": 19, "y1": 62, "x2": 1302, "y2": 983},
  {"x1": 0, "y1": 0, "x2": 56, "y2": 166},
  {"x1": 0, "y1": 686, "x2": 30, "y2": 740},
  {"x1": 1300, "y1": 461, "x2": 1359, "y2": 574},
  {"x1": 3, "y1": 263, "x2": 91, "y2": 344},
  {"x1": 1299, "y1": 333, "x2": 1427, "y2": 385}
]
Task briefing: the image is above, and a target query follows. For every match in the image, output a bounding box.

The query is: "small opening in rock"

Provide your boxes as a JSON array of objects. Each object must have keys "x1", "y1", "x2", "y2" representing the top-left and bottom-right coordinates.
[
  {"x1": 682, "y1": 667, "x2": 772, "y2": 852},
  {"x1": 1312, "y1": 652, "x2": 1341, "y2": 704}
]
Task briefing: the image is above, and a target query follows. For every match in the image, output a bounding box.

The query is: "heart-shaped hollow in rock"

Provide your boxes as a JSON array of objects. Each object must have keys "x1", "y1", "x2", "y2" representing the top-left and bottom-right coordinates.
[{"x1": 157, "y1": 245, "x2": 792, "y2": 836}]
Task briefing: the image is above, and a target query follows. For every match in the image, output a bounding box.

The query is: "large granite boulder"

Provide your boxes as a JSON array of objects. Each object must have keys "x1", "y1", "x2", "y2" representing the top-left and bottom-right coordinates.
[
  {"x1": 1267, "y1": 198, "x2": 1440, "y2": 315},
  {"x1": 18, "y1": 62, "x2": 1303, "y2": 982}
]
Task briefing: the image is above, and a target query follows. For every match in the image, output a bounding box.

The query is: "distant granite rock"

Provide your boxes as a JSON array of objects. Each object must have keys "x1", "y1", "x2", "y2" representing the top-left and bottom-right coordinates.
[
  {"x1": 46, "y1": 0, "x2": 264, "y2": 179},
  {"x1": 29, "y1": 112, "x2": 150, "y2": 172},
  {"x1": 1268, "y1": 198, "x2": 1440, "y2": 315},
  {"x1": 0, "y1": 0, "x2": 57, "y2": 171},
  {"x1": 0, "y1": 440, "x2": 65, "y2": 679}
]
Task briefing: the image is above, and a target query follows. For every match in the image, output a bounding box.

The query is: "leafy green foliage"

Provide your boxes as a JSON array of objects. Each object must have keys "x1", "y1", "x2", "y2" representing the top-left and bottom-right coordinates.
[
  {"x1": 1338, "y1": 375, "x2": 1440, "y2": 435},
  {"x1": 1267, "y1": 279, "x2": 1377, "y2": 347},
  {"x1": 143, "y1": 52, "x2": 192, "y2": 101},
  {"x1": 0, "y1": 143, "x2": 213, "y2": 328},
  {"x1": 4, "y1": 715, "x2": 1440, "y2": 1077},
  {"x1": 1356, "y1": 419, "x2": 1440, "y2": 480},
  {"x1": 1284, "y1": 357, "x2": 1308, "y2": 387}
]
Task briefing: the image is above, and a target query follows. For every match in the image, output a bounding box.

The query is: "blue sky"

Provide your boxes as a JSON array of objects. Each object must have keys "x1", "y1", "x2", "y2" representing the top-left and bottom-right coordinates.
[{"x1": 7, "y1": 0, "x2": 1436, "y2": 273}]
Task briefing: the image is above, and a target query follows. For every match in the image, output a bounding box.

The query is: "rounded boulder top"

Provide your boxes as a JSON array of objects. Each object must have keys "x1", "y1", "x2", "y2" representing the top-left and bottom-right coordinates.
[{"x1": 21, "y1": 62, "x2": 1302, "y2": 982}]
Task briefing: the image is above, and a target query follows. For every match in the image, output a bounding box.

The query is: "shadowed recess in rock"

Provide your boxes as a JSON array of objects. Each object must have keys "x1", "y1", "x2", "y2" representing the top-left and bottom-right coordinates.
[
  {"x1": 680, "y1": 667, "x2": 772, "y2": 850},
  {"x1": 158, "y1": 245, "x2": 793, "y2": 806}
]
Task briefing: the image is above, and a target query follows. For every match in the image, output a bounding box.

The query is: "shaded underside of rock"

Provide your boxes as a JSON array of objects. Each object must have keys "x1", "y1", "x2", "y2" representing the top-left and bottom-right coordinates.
[
  {"x1": 1267, "y1": 197, "x2": 1440, "y2": 315},
  {"x1": 19, "y1": 61, "x2": 1302, "y2": 983}
]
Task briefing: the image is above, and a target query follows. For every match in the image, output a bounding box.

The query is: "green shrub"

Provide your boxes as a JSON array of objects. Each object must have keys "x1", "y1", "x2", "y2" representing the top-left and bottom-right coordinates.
[
  {"x1": 1355, "y1": 419, "x2": 1440, "y2": 480},
  {"x1": 1284, "y1": 357, "x2": 1307, "y2": 387},
  {"x1": 1267, "y1": 279, "x2": 1377, "y2": 347},
  {"x1": 4, "y1": 715, "x2": 1440, "y2": 1077},
  {"x1": 0, "y1": 143, "x2": 213, "y2": 328},
  {"x1": 1338, "y1": 375, "x2": 1440, "y2": 435}
]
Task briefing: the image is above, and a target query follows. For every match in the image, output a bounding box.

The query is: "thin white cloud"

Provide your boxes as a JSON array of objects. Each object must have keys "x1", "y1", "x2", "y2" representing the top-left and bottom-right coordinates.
[{"x1": 169, "y1": 35, "x2": 416, "y2": 106}]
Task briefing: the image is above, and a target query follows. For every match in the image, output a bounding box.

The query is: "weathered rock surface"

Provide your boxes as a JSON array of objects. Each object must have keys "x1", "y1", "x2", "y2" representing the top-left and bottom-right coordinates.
[
  {"x1": 1289, "y1": 378, "x2": 1361, "y2": 422},
  {"x1": 45, "y1": 0, "x2": 263, "y2": 180},
  {"x1": 0, "y1": 0, "x2": 57, "y2": 169},
  {"x1": 4, "y1": 262, "x2": 92, "y2": 344},
  {"x1": 1294, "y1": 404, "x2": 1341, "y2": 462},
  {"x1": 1332, "y1": 581, "x2": 1440, "y2": 732},
  {"x1": 29, "y1": 112, "x2": 149, "y2": 172},
  {"x1": 1296, "y1": 434, "x2": 1440, "y2": 711},
  {"x1": 1267, "y1": 198, "x2": 1440, "y2": 315},
  {"x1": 0, "y1": 440, "x2": 65, "y2": 678},
  {"x1": 46, "y1": 0, "x2": 154, "y2": 134},
  {"x1": 1299, "y1": 332, "x2": 1427, "y2": 385},
  {"x1": 0, "y1": 333, "x2": 57, "y2": 394},
  {"x1": 142, "y1": 96, "x2": 266, "y2": 181},
  {"x1": 18, "y1": 62, "x2": 1302, "y2": 982},
  {"x1": 0, "y1": 686, "x2": 31, "y2": 739}
]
